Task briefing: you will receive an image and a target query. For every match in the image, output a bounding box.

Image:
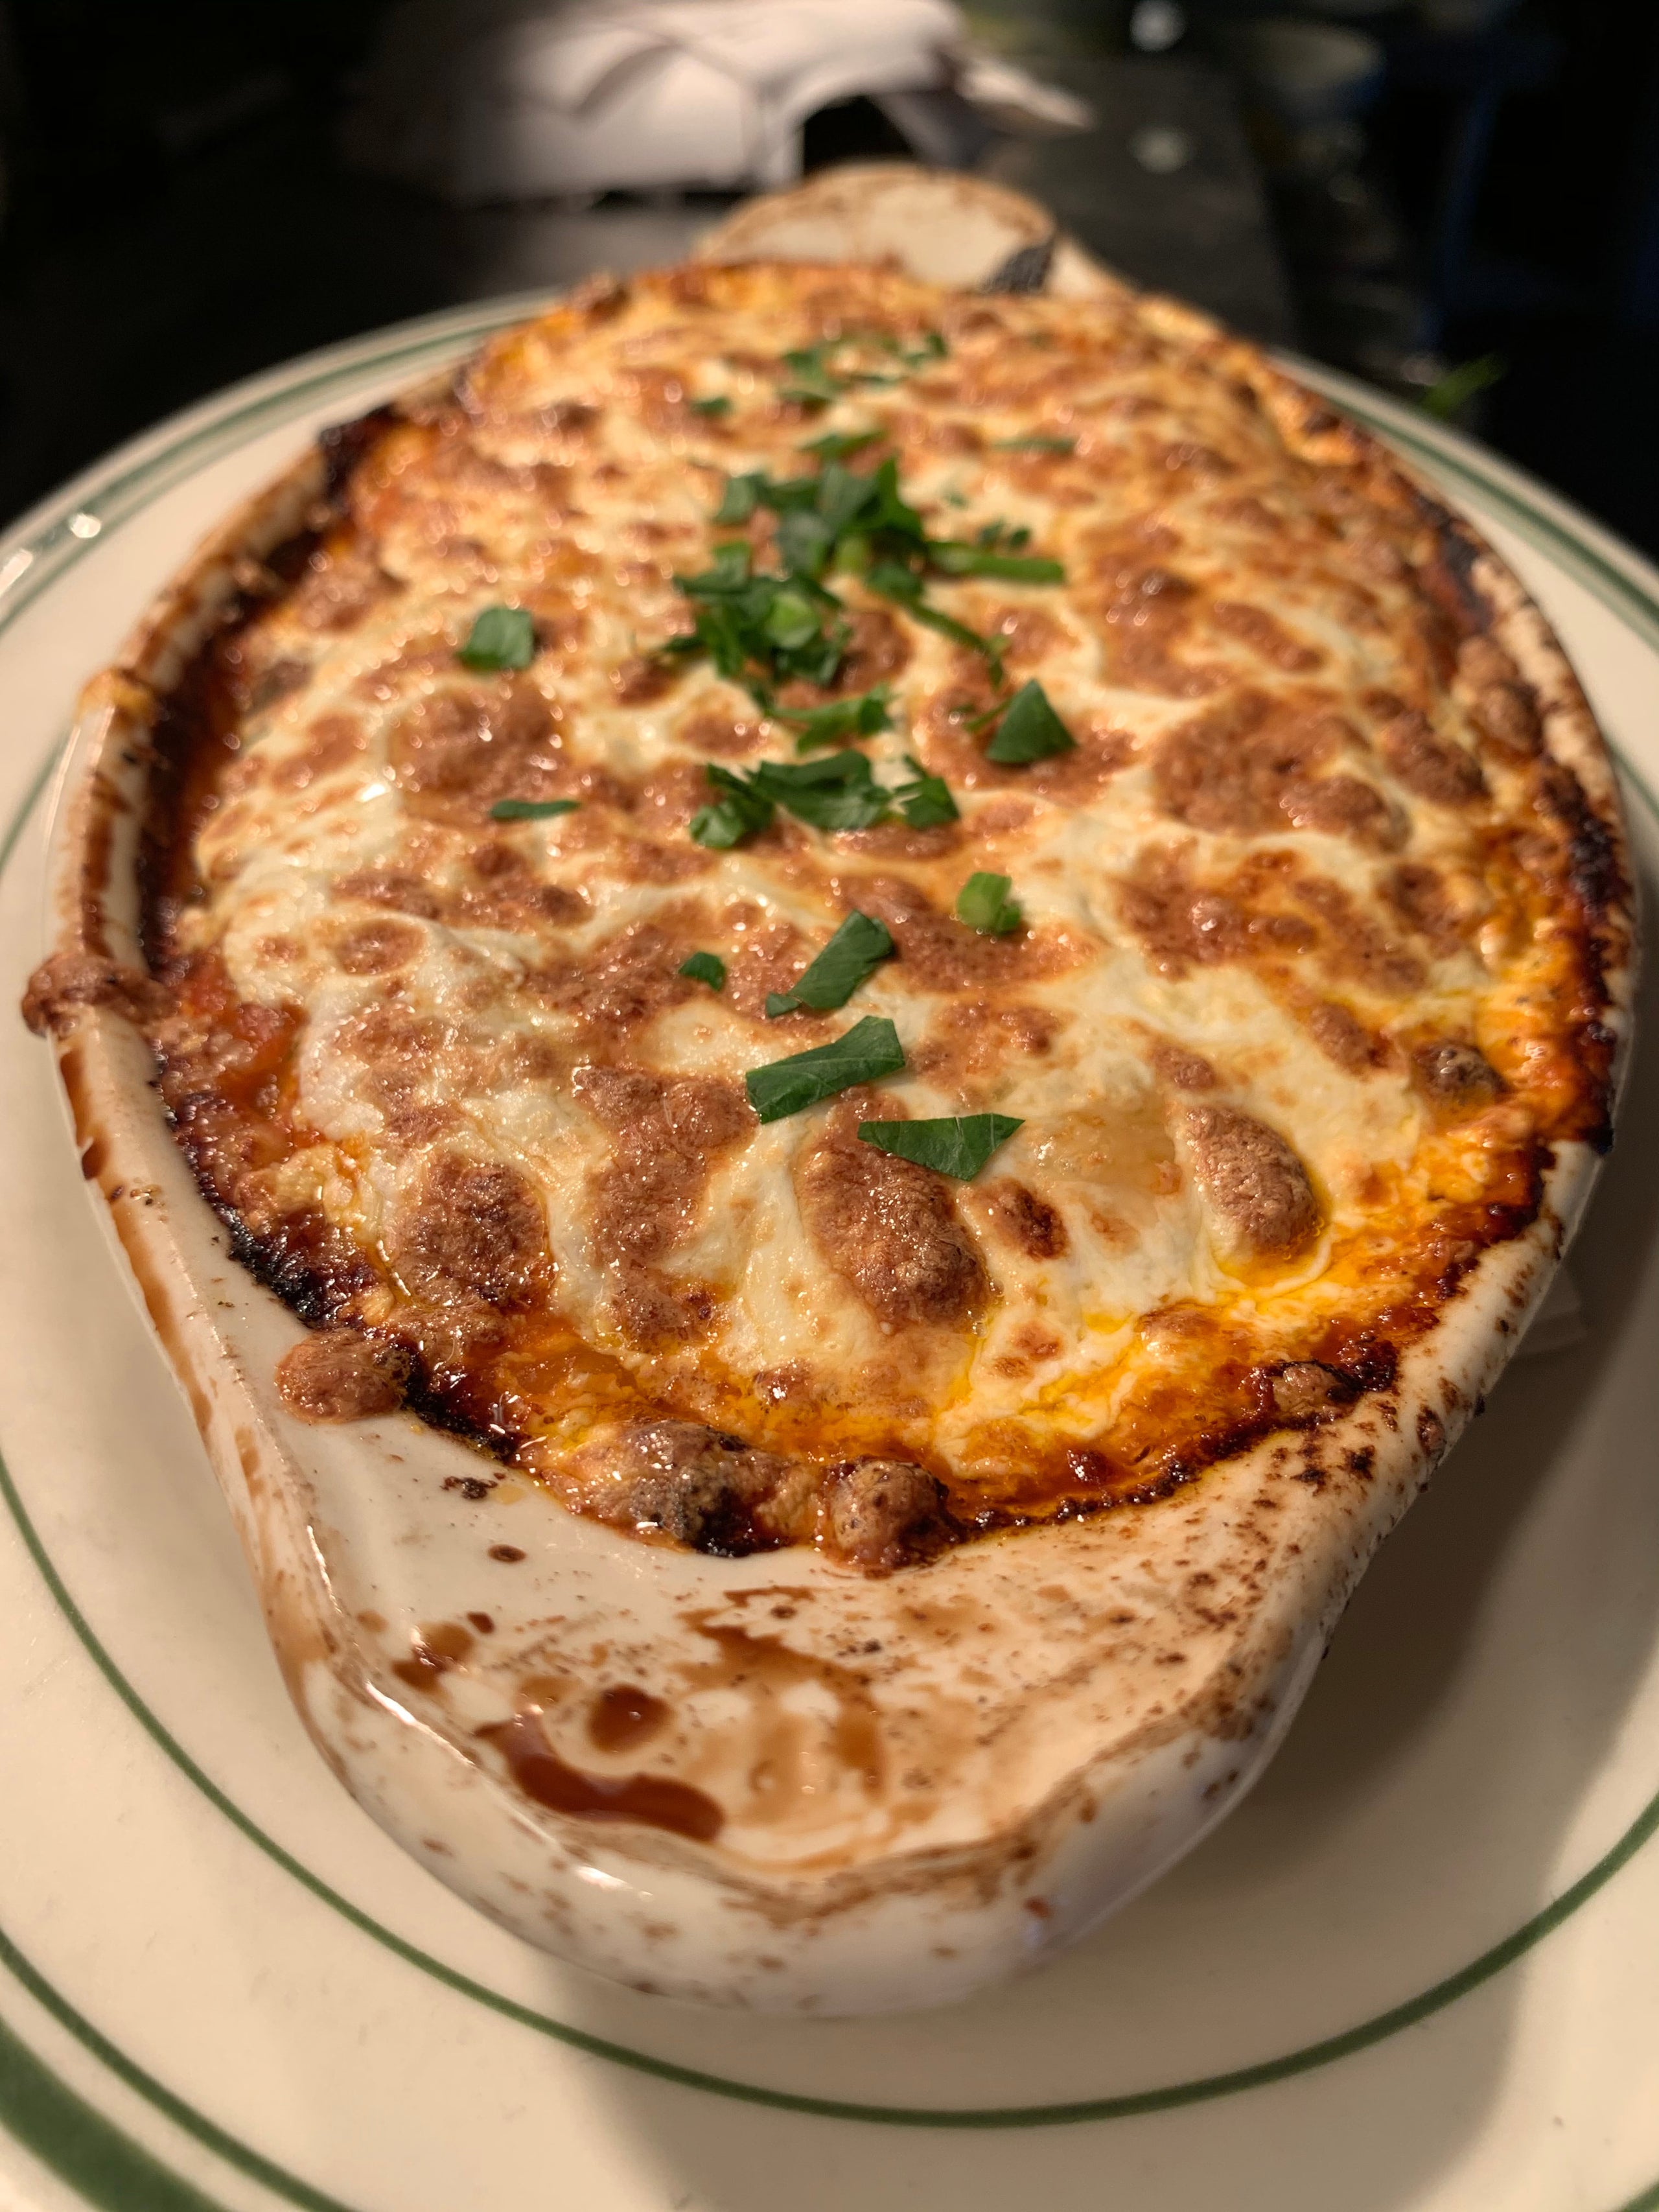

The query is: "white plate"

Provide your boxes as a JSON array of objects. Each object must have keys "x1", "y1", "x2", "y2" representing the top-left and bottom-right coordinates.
[{"x1": 0, "y1": 304, "x2": 1657, "y2": 2212}]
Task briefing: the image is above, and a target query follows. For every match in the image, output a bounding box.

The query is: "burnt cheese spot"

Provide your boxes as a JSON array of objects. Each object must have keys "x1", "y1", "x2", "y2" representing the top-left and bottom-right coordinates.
[
  {"x1": 288, "y1": 543, "x2": 393, "y2": 633},
  {"x1": 1154, "y1": 693, "x2": 1367, "y2": 840},
  {"x1": 389, "y1": 680, "x2": 562, "y2": 813},
  {"x1": 610, "y1": 653, "x2": 680, "y2": 704},
  {"x1": 1209, "y1": 598, "x2": 1323, "y2": 671},
  {"x1": 332, "y1": 918, "x2": 424, "y2": 975},
  {"x1": 1149, "y1": 1042, "x2": 1219, "y2": 1091},
  {"x1": 1178, "y1": 1102, "x2": 1321, "y2": 1262},
  {"x1": 573, "y1": 1065, "x2": 752, "y2": 1346},
  {"x1": 853, "y1": 876, "x2": 1073, "y2": 990},
  {"x1": 527, "y1": 920, "x2": 692, "y2": 1038},
  {"x1": 1115, "y1": 846, "x2": 1314, "y2": 977},
  {"x1": 674, "y1": 706, "x2": 765, "y2": 758},
  {"x1": 1304, "y1": 999, "x2": 1378, "y2": 1073},
  {"x1": 794, "y1": 1108, "x2": 987, "y2": 1329},
  {"x1": 333, "y1": 869, "x2": 443, "y2": 921},
  {"x1": 391, "y1": 1153, "x2": 548, "y2": 1306},
  {"x1": 988, "y1": 1179, "x2": 1071, "y2": 1259},
  {"x1": 1384, "y1": 862, "x2": 1467, "y2": 954},
  {"x1": 271, "y1": 713, "x2": 367, "y2": 792},
  {"x1": 1376, "y1": 710, "x2": 1486, "y2": 807},
  {"x1": 1277, "y1": 773, "x2": 1402, "y2": 850}
]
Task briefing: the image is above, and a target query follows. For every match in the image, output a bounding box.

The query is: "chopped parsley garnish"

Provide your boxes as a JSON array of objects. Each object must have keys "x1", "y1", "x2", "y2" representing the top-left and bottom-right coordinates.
[
  {"x1": 679, "y1": 951, "x2": 727, "y2": 990},
  {"x1": 459, "y1": 605, "x2": 536, "y2": 671},
  {"x1": 891, "y1": 755, "x2": 959, "y2": 828},
  {"x1": 800, "y1": 429, "x2": 881, "y2": 461},
  {"x1": 956, "y1": 871, "x2": 1023, "y2": 935},
  {"x1": 775, "y1": 331, "x2": 948, "y2": 408},
  {"x1": 750, "y1": 751, "x2": 892, "y2": 832},
  {"x1": 993, "y1": 435, "x2": 1076, "y2": 454},
  {"x1": 713, "y1": 474, "x2": 764, "y2": 524},
  {"x1": 865, "y1": 561, "x2": 1004, "y2": 671},
  {"x1": 766, "y1": 911, "x2": 893, "y2": 1017},
  {"x1": 489, "y1": 797, "x2": 579, "y2": 822},
  {"x1": 688, "y1": 395, "x2": 732, "y2": 417},
  {"x1": 857, "y1": 1113, "x2": 1023, "y2": 1179},
  {"x1": 779, "y1": 346, "x2": 844, "y2": 406},
  {"x1": 983, "y1": 678, "x2": 1077, "y2": 765},
  {"x1": 690, "y1": 763, "x2": 776, "y2": 849},
  {"x1": 745, "y1": 1014, "x2": 905, "y2": 1123},
  {"x1": 688, "y1": 747, "x2": 957, "y2": 844},
  {"x1": 777, "y1": 685, "x2": 892, "y2": 751},
  {"x1": 671, "y1": 541, "x2": 847, "y2": 695},
  {"x1": 673, "y1": 442, "x2": 1074, "y2": 709},
  {"x1": 929, "y1": 542, "x2": 1065, "y2": 584}
]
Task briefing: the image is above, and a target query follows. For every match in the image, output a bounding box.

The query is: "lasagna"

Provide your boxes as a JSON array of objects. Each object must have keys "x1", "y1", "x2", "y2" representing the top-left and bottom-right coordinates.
[{"x1": 27, "y1": 258, "x2": 1627, "y2": 1578}]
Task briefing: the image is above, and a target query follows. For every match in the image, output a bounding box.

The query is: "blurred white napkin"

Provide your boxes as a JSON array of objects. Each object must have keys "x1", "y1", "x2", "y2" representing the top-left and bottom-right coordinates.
[{"x1": 345, "y1": 0, "x2": 1089, "y2": 204}]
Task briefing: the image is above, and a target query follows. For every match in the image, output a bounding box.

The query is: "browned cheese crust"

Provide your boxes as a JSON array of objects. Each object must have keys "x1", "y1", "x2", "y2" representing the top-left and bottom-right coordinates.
[{"x1": 27, "y1": 261, "x2": 1629, "y2": 1574}]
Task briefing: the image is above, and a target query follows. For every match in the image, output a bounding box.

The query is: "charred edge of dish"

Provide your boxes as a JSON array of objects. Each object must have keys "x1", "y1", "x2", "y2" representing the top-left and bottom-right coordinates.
[
  {"x1": 318, "y1": 404, "x2": 402, "y2": 505},
  {"x1": 204, "y1": 1189, "x2": 524, "y2": 1465},
  {"x1": 1410, "y1": 485, "x2": 1626, "y2": 1147},
  {"x1": 973, "y1": 1334, "x2": 1406, "y2": 1529},
  {"x1": 1410, "y1": 490, "x2": 1494, "y2": 639},
  {"x1": 135, "y1": 524, "x2": 331, "y2": 973}
]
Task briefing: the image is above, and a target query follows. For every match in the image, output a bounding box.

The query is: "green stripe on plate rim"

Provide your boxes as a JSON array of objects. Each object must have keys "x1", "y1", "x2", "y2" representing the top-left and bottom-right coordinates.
[{"x1": 0, "y1": 296, "x2": 1657, "y2": 2204}]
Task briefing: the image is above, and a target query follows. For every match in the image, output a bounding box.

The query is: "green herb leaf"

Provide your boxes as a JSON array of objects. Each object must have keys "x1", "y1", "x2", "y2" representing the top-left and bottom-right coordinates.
[
  {"x1": 892, "y1": 755, "x2": 959, "y2": 828},
  {"x1": 745, "y1": 1014, "x2": 905, "y2": 1122},
  {"x1": 857, "y1": 1112, "x2": 1022, "y2": 1178},
  {"x1": 750, "y1": 749, "x2": 891, "y2": 832},
  {"x1": 679, "y1": 951, "x2": 727, "y2": 990},
  {"x1": 992, "y1": 435, "x2": 1076, "y2": 454},
  {"x1": 765, "y1": 911, "x2": 893, "y2": 1017},
  {"x1": 929, "y1": 542, "x2": 1065, "y2": 583},
  {"x1": 489, "y1": 797, "x2": 579, "y2": 821},
  {"x1": 713, "y1": 474, "x2": 763, "y2": 524},
  {"x1": 776, "y1": 508, "x2": 836, "y2": 579},
  {"x1": 777, "y1": 685, "x2": 892, "y2": 751},
  {"x1": 459, "y1": 605, "x2": 536, "y2": 671},
  {"x1": 983, "y1": 678, "x2": 1076, "y2": 765},
  {"x1": 866, "y1": 562, "x2": 1004, "y2": 668},
  {"x1": 690, "y1": 765, "x2": 776, "y2": 848},
  {"x1": 763, "y1": 584, "x2": 826, "y2": 651},
  {"x1": 689, "y1": 395, "x2": 732, "y2": 417},
  {"x1": 800, "y1": 429, "x2": 880, "y2": 460},
  {"x1": 858, "y1": 457, "x2": 927, "y2": 546},
  {"x1": 956, "y1": 871, "x2": 1023, "y2": 935},
  {"x1": 780, "y1": 346, "x2": 842, "y2": 405},
  {"x1": 754, "y1": 472, "x2": 822, "y2": 514}
]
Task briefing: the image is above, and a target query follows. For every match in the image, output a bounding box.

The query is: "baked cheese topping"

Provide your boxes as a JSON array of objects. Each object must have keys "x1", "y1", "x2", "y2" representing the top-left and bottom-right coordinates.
[{"x1": 110, "y1": 261, "x2": 1621, "y2": 1570}]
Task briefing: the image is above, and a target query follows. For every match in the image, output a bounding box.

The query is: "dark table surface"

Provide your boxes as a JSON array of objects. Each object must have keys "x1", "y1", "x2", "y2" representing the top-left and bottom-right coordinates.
[
  {"x1": 0, "y1": 49, "x2": 1293, "y2": 532},
  {"x1": 986, "y1": 56, "x2": 1295, "y2": 345}
]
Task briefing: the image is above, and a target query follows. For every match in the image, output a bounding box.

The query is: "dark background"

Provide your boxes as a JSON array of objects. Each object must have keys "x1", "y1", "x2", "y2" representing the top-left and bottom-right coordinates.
[{"x1": 0, "y1": 0, "x2": 1654, "y2": 555}]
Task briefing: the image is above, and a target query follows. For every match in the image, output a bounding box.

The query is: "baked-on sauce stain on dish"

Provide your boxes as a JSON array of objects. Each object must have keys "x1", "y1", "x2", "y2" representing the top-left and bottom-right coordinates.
[
  {"x1": 479, "y1": 1710, "x2": 724, "y2": 1843},
  {"x1": 25, "y1": 259, "x2": 1627, "y2": 1579}
]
